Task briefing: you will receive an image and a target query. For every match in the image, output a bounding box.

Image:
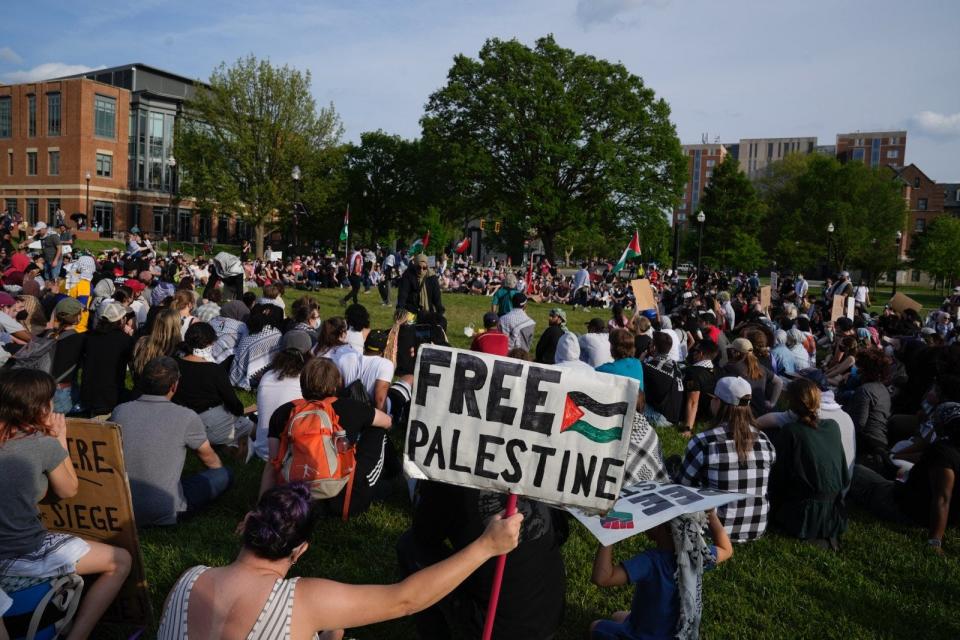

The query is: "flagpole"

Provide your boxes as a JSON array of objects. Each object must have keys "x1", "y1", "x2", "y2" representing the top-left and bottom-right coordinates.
[{"x1": 345, "y1": 203, "x2": 350, "y2": 263}]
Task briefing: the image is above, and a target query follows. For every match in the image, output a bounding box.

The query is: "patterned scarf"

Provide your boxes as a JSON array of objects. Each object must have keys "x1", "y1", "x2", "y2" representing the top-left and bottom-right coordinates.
[{"x1": 670, "y1": 511, "x2": 711, "y2": 640}]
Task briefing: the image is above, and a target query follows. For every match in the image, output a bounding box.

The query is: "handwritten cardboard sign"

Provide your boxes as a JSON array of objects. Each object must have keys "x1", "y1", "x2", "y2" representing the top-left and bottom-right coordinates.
[
  {"x1": 630, "y1": 278, "x2": 658, "y2": 312},
  {"x1": 831, "y1": 294, "x2": 847, "y2": 321},
  {"x1": 38, "y1": 420, "x2": 151, "y2": 626},
  {"x1": 569, "y1": 482, "x2": 748, "y2": 546},
  {"x1": 888, "y1": 292, "x2": 922, "y2": 314},
  {"x1": 404, "y1": 345, "x2": 637, "y2": 514},
  {"x1": 759, "y1": 286, "x2": 771, "y2": 312},
  {"x1": 769, "y1": 272, "x2": 779, "y2": 298}
]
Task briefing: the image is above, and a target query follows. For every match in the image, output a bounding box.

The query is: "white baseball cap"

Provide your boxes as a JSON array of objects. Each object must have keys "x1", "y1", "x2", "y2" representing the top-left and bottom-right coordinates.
[
  {"x1": 713, "y1": 376, "x2": 753, "y2": 407},
  {"x1": 34, "y1": 221, "x2": 47, "y2": 231}
]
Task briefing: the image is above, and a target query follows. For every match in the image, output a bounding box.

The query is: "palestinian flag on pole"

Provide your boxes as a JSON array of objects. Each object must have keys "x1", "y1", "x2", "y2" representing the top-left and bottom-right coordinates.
[
  {"x1": 560, "y1": 391, "x2": 629, "y2": 443},
  {"x1": 613, "y1": 231, "x2": 642, "y2": 274},
  {"x1": 338, "y1": 206, "x2": 349, "y2": 242},
  {"x1": 409, "y1": 230, "x2": 430, "y2": 255},
  {"x1": 454, "y1": 237, "x2": 471, "y2": 254}
]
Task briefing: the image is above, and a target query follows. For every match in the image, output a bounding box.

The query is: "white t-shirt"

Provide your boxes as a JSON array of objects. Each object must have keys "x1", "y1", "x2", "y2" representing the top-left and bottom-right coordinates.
[
  {"x1": 0, "y1": 311, "x2": 26, "y2": 336},
  {"x1": 253, "y1": 369, "x2": 303, "y2": 461},
  {"x1": 345, "y1": 329, "x2": 366, "y2": 354},
  {"x1": 358, "y1": 355, "x2": 395, "y2": 408},
  {"x1": 579, "y1": 333, "x2": 613, "y2": 368},
  {"x1": 324, "y1": 343, "x2": 362, "y2": 385},
  {"x1": 854, "y1": 286, "x2": 869, "y2": 304}
]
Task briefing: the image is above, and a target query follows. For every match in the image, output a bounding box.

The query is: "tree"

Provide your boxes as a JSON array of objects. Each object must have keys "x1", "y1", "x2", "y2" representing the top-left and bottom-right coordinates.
[
  {"x1": 758, "y1": 154, "x2": 907, "y2": 274},
  {"x1": 910, "y1": 217, "x2": 960, "y2": 289},
  {"x1": 176, "y1": 55, "x2": 343, "y2": 257},
  {"x1": 421, "y1": 35, "x2": 686, "y2": 261},
  {"x1": 697, "y1": 155, "x2": 767, "y2": 270}
]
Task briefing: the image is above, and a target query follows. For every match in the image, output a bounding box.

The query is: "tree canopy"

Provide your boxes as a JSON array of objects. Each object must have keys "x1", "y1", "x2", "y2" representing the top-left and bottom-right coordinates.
[
  {"x1": 697, "y1": 155, "x2": 767, "y2": 270},
  {"x1": 176, "y1": 54, "x2": 342, "y2": 256},
  {"x1": 421, "y1": 35, "x2": 685, "y2": 260},
  {"x1": 910, "y1": 216, "x2": 960, "y2": 288}
]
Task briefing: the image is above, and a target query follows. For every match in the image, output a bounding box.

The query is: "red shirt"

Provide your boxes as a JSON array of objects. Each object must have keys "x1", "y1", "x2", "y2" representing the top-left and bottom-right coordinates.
[{"x1": 471, "y1": 329, "x2": 509, "y2": 356}]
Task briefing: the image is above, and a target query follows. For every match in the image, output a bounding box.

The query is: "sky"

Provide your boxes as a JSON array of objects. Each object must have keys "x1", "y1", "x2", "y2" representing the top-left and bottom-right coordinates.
[{"x1": 3, "y1": 0, "x2": 958, "y2": 181}]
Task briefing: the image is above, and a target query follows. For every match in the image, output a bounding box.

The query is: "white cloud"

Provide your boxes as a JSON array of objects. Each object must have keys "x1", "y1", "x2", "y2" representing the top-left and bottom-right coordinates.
[
  {"x1": 2, "y1": 62, "x2": 104, "y2": 83},
  {"x1": 0, "y1": 47, "x2": 22, "y2": 64},
  {"x1": 575, "y1": 0, "x2": 668, "y2": 27},
  {"x1": 909, "y1": 111, "x2": 960, "y2": 138}
]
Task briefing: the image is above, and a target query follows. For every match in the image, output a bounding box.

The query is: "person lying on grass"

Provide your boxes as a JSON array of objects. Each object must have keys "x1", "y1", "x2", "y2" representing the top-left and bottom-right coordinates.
[
  {"x1": 157, "y1": 482, "x2": 522, "y2": 640},
  {"x1": 590, "y1": 510, "x2": 733, "y2": 640}
]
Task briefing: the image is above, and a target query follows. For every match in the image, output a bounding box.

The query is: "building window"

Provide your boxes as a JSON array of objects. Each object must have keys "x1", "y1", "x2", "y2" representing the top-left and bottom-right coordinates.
[
  {"x1": 767, "y1": 142, "x2": 773, "y2": 159},
  {"x1": 4, "y1": 199, "x2": 16, "y2": 215},
  {"x1": 0, "y1": 97, "x2": 11, "y2": 138},
  {"x1": 918, "y1": 198, "x2": 927, "y2": 211},
  {"x1": 956, "y1": 188, "x2": 960, "y2": 202},
  {"x1": 48, "y1": 150, "x2": 59, "y2": 176},
  {"x1": 6, "y1": 151, "x2": 11, "y2": 176},
  {"x1": 915, "y1": 218, "x2": 926, "y2": 232},
  {"x1": 93, "y1": 201, "x2": 114, "y2": 233},
  {"x1": 27, "y1": 151, "x2": 37, "y2": 176},
  {"x1": 27, "y1": 95, "x2": 36, "y2": 137},
  {"x1": 47, "y1": 92, "x2": 61, "y2": 136},
  {"x1": 911, "y1": 269, "x2": 920, "y2": 282},
  {"x1": 886, "y1": 150, "x2": 899, "y2": 159},
  {"x1": 852, "y1": 148, "x2": 865, "y2": 162},
  {"x1": 26, "y1": 199, "x2": 39, "y2": 225},
  {"x1": 96, "y1": 153, "x2": 113, "y2": 177},
  {"x1": 128, "y1": 203, "x2": 140, "y2": 231},
  {"x1": 153, "y1": 206, "x2": 167, "y2": 234},
  {"x1": 94, "y1": 95, "x2": 116, "y2": 138},
  {"x1": 199, "y1": 214, "x2": 211, "y2": 239},
  {"x1": 914, "y1": 177, "x2": 920, "y2": 188},
  {"x1": 890, "y1": 136, "x2": 899, "y2": 144},
  {"x1": 47, "y1": 199, "x2": 60, "y2": 224},
  {"x1": 177, "y1": 208, "x2": 192, "y2": 240},
  {"x1": 705, "y1": 170, "x2": 713, "y2": 179},
  {"x1": 706, "y1": 159, "x2": 715, "y2": 168},
  {"x1": 217, "y1": 214, "x2": 230, "y2": 243},
  {"x1": 855, "y1": 138, "x2": 864, "y2": 146},
  {"x1": 870, "y1": 138, "x2": 881, "y2": 167}
]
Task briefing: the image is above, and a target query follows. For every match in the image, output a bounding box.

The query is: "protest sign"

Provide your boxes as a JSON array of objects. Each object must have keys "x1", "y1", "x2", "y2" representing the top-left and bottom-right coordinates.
[
  {"x1": 38, "y1": 420, "x2": 152, "y2": 626},
  {"x1": 888, "y1": 292, "x2": 922, "y2": 314},
  {"x1": 404, "y1": 345, "x2": 637, "y2": 514},
  {"x1": 630, "y1": 278, "x2": 657, "y2": 312},
  {"x1": 831, "y1": 294, "x2": 847, "y2": 321},
  {"x1": 759, "y1": 286, "x2": 771, "y2": 311},
  {"x1": 569, "y1": 482, "x2": 748, "y2": 546},
  {"x1": 845, "y1": 296, "x2": 855, "y2": 319},
  {"x1": 769, "y1": 272, "x2": 779, "y2": 298}
]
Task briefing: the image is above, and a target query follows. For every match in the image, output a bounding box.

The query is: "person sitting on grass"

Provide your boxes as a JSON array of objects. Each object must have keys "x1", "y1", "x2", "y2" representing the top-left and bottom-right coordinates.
[
  {"x1": 0, "y1": 369, "x2": 131, "y2": 640},
  {"x1": 471, "y1": 311, "x2": 509, "y2": 356},
  {"x1": 768, "y1": 378, "x2": 850, "y2": 549},
  {"x1": 589, "y1": 510, "x2": 733, "y2": 640},
  {"x1": 158, "y1": 482, "x2": 522, "y2": 640},
  {"x1": 680, "y1": 339, "x2": 719, "y2": 439}
]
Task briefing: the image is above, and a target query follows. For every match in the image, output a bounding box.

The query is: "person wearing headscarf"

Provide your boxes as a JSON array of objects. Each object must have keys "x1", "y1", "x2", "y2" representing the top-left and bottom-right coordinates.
[
  {"x1": 396, "y1": 254, "x2": 444, "y2": 321},
  {"x1": 590, "y1": 510, "x2": 733, "y2": 640},
  {"x1": 67, "y1": 255, "x2": 96, "y2": 333}
]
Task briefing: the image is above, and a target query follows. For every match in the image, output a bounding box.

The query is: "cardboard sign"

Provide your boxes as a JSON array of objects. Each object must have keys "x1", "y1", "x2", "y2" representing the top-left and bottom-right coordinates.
[
  {"x1": 831, "y1": 294, "x2": 847, "y2": 321},
  {"x1": 404, "y1": 345, "x2": 637, "y2": 514},
  {"x1": 630, "y1": 278, "x2": 657, "y2": 312},
  {"x1": 888, "y1": 292, "x2": 922, "y2": 314},
  {"x1": 759, "y1": 286, "x2": 771, "y2": 312},
  {"x1": 845, "y1": 296, "x2": 855, "y2": 319},
  {"x1": 38, "y1": 420, "x2": 152, "y2": 626},
  {"x1": 569, "y1": 482, "x2": 749, "y2": 546},
  {"x1": 769, "y1": 272, "x2": 779, "y2": 298}
]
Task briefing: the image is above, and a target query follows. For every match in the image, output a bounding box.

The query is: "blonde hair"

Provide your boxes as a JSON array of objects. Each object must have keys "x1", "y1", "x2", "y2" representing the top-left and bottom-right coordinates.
[
  {"x1": 632, "y1": 315, "x2": 652, "y2": 335},
  {"x1": 787, "y1": 378, "x2": 821, "y2": 428},
  {"x1": 132, "y1": 309, "x2": 182, "y2": 376},
  {"x1": 172, "y1": 290, "x2": 195, "y2": 312},
  {"x1": 17, "y1": 295, "x2": 47, "y2": 333}
]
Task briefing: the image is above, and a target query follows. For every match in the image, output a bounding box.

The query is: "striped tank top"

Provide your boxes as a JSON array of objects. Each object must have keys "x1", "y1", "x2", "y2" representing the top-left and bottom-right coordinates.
[{"x1": 157, "y1": 565, "x2": 319, "y2": 639}]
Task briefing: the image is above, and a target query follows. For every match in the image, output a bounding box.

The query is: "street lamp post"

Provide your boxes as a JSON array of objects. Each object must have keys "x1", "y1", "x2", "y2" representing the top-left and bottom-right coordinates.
[
  {"x1": 167, "y1": 156, "x2": 177, "y2": 255},
  {"x1": 696, "y1": 211, "x2": 705, "y2": 278},
  {"x1": 291, "y1": 165, "x2": 302, "y2": 254},
  {"x1": 893, "y1": 230, "x2": 903, "y2": 296},
  {"x1": 85, "y1": 171, "x2": 91, "y2": 227},
  {"x1": 826, "y1": 222, "x2": 835, "y2": 276}
]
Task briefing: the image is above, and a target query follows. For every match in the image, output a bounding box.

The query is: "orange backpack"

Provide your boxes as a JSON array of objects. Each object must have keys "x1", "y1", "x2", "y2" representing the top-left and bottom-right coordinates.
[{"x1": 273, "y1": 398, "x2": 356, "y2": 520}]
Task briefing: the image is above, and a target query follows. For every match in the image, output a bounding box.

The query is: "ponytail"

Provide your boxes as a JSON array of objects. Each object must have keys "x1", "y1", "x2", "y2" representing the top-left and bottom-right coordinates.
[{"x1": 715, "y1": 403, "x2": 758, "y2": 462}]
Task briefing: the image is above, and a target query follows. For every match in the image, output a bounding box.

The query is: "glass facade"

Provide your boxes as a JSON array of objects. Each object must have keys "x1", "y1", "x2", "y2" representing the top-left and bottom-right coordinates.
[
  {"x1": 0, "y1": 97, "x2": 10, "y2": 138},
  {"x1": 153, "y1": 206, "x2": 168, "y2": 234},
  {"x1": 94, "y1": 95, "x2": 116, "y2": 138},
  {"x1": 177, "y1": 208, "x2": 192, "y2": 240},
  {"x1": 129, "y1": 107, "x2": 175, "y2": 192},
  {"x1": 47, "y1": 93, "x2": 60, "y2": 136},
  {"x1": 93, "y1": 201, "x2": 114, "y2": 233}
]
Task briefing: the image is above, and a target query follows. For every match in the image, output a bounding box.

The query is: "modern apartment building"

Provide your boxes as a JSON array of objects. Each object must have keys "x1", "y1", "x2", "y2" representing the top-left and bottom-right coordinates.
[
  {"x1": 0, "y1": 63, "x2": 246, "y2": 242},
  {"x1": 672, "y1": 143, "x2": 728, "y2": 229},
  {"x1": 738, "y1": 136, "x2": 817, "y2": 179},
  {"x1": 836, "y1": 130, "x2": 906, "y2": 170}
]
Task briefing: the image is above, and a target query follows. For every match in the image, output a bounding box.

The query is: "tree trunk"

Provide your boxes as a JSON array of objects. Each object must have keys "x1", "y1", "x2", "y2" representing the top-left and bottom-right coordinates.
[{"x1": 255, "y1": 222, "x2": 265, "y2": 259}]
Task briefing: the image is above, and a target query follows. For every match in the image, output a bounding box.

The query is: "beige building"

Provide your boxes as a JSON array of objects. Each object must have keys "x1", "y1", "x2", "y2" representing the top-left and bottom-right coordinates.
[{"x1": 738, "y1": 136, "x2": 817, "y2": 178}]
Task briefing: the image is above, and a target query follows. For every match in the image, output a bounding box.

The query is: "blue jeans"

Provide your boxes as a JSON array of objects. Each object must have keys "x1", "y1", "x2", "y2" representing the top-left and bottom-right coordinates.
[
  {"x1": 53, "y1": 385, "x2": 78, "y2": 414},
  {"x1": 45, "y1": 261, "x2": 61, "y2": 281},
  {"x1": 180, "y1": 467, "x2": 233, "y2": 520}
]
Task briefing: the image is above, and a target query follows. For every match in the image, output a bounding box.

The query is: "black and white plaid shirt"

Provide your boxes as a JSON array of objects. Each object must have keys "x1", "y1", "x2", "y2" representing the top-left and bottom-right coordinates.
[{"x1": 676, "y1": 424, "x2": 776, "y2": 542}]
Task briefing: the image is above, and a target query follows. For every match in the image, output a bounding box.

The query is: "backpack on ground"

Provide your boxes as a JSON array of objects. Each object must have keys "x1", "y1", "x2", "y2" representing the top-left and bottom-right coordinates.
[
  {"x1": 10, "y1": 336, "x2": 58, "y2": 375},
  {"x1": 273, "y1": 398, "x2": 356, "y2": 520}
]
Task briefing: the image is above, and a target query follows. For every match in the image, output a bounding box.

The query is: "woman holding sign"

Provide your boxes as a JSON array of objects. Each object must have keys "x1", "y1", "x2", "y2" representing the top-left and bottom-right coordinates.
[{"x1": 0, "y1": 369, "x2": 131, "y2": 640}]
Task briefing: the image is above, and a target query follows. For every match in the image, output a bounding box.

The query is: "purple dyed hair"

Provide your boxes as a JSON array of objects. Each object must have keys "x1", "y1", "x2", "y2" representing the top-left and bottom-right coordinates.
[{"x1": 242, "y1": 483, "x2": 318, "y2": 560}]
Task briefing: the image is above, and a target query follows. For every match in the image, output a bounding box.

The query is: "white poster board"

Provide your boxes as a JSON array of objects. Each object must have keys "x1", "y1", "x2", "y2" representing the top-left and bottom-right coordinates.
[
  {"x1": 569, "y1": 482, "x2": 749, "y2": 546},
  {"x1": 404, "y1": 345, "x2": 637, "y2": 514}
]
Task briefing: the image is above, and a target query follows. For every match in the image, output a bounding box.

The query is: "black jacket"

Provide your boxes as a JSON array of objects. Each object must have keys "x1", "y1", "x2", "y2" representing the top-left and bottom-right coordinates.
[{"x1": 396, "y1": 270, "x2": 444, "y2": 318}]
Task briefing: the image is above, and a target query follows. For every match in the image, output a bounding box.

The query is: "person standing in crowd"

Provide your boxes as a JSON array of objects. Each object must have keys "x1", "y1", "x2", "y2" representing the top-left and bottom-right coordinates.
[
  {"x1": 111, "y1": 357, "x2": 230, "y2": 527},
  {"x1": 491, "y1": 272, "x2": 518, "y2": 317},
  {"x1": 158, "y1": 482, "x2": 522, "y2": 640},
  {"x1": 34, "y1": 222, "x2": 62, "y2": 282},
  {"x1": 396, "y1": 254, "x2": 444, "y2": 321},
  {"x1": 768, "y1": 379, "x2": 850, "y2": 548},
  {"x1": 470, "y1": 311, "x2": 509, "y2": 356},
  {"x1": 341, "y1": 248, "x2": 365, "y2": 306},
  {"x1": 535, "y1": 307, "x2": 567, "y2": 365},
  {"x1": 676, "y1": 376, "x2": 777, "y2": 542},
  {"x1": 0, "y1": 369, "x2": 132, "y2": 639},
  {"x1": 580, "y1": 318, "x2": 613, "y2": 368},
  {"x1": 498, "y1": 292, "x2": 536, "y2": 352}
]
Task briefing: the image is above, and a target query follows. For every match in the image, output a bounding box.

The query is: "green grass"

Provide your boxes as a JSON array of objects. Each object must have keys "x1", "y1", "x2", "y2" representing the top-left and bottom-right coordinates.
[{"x1": 120, "y1": 288, "x2": 959, "y2": 639}]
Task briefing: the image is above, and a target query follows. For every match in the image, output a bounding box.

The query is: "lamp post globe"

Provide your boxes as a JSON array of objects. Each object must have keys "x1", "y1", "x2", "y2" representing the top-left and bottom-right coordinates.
[{"x1": 696, "y1": 211, "x2": 705, "y2": 277}]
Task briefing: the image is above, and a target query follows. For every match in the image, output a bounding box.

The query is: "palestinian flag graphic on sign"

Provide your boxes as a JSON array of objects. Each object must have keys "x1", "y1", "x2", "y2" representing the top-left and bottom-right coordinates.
[
  {"x1": 560, "y1": 392, "x2": 629, "y2": 443},
  {"x1": 600, "y1": 510, "x2": 635, "y2": 530}
]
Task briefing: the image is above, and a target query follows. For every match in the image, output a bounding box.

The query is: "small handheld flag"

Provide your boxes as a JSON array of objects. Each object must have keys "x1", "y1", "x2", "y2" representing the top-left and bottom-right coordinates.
[
  {"x1": 613, "y1": 231, "x2": 642, "y2": 274},
  {"x1": 338, "y1": 206, "x2": 350, "y2": 242},
  {"x1": 409, "y1": 230, "x2": 431, "y2": 255}
]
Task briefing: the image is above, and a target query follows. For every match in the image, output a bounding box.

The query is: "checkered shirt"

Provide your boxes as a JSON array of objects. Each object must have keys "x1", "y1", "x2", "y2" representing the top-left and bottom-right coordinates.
[{"x1": 676, "y1": 424, "x2": 776, "y2": 542}]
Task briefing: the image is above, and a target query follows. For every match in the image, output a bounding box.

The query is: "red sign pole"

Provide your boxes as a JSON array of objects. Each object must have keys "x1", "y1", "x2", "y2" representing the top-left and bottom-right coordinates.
[{"x1": 480, "y1": 492, "x2": 518, "y2": 640}]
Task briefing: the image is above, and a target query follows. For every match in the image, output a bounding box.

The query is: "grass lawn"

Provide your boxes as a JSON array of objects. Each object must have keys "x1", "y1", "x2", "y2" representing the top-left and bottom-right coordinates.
[{"x1": 122, "y1": 288, "x2": 959, "y2": 639}]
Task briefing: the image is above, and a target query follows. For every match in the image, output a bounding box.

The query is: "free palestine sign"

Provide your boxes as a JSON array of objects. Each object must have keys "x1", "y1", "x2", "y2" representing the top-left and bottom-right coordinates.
[{"x1": 404, "y1": 346, "x2": 637, "y2": 514}]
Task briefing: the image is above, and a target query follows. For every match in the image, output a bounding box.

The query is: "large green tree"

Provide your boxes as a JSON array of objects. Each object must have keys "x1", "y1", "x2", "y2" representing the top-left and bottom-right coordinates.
[
  {"x1": 758, "y1": 154, "x2": 907, "y2": 273},
  {"x1": 697, "y1": 155, "x2": 767, "y2": 270},
  {"x1": 421, "y1": 35, "x2": 686, "y2": 260},
  {"x1": 176, "y1": 55, "x2": 343, "y2": 256},
  {"x1": 910, "y1": 216, "x2": 960, "y2": 288}
]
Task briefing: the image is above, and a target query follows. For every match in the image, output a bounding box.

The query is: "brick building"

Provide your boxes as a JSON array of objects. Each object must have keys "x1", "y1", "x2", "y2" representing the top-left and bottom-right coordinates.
[
  {"x1": 892, "y1": 163, "x2": 944, "y2": 255},
  {"x1": 0, "y1": 63, "x2": 247, "y2": 243},
  {"x1": 942, "y1": 182, "x2": 960, "y2": 218},
  {"x1": 836, "y1": 130, "x2": 906, "y2": 170},
  {"x1": 738, "y1": 136, "x2": 817, "y2": 179},
  {"x1": 672, "y1": 143, "x2": 728, "y2": 230}
]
